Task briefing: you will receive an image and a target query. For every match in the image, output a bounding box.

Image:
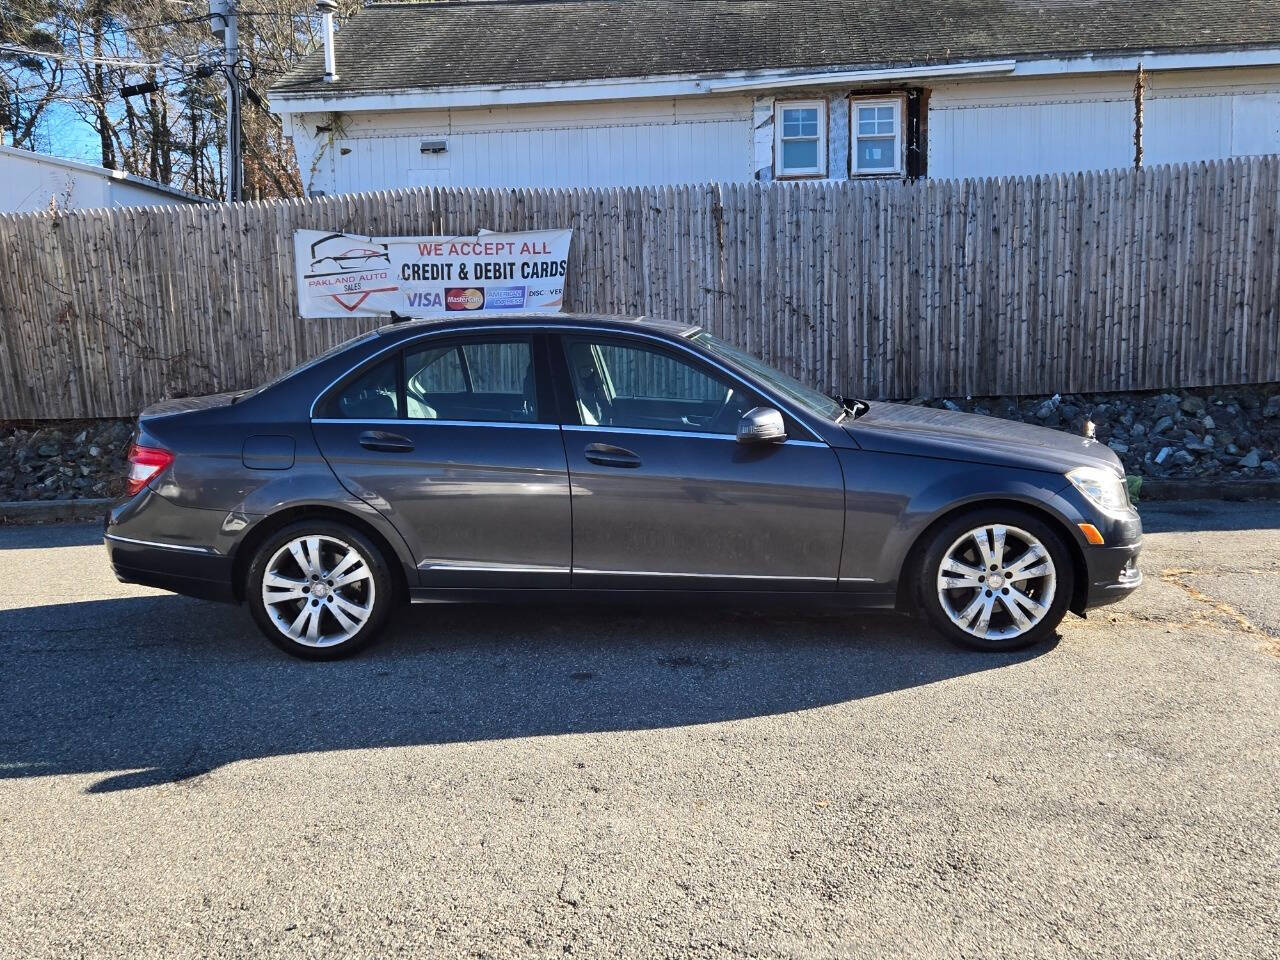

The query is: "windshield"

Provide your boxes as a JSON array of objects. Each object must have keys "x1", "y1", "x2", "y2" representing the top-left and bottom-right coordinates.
[{"x1": 692, "y1": 332, "x2": 846, "y2": 422}]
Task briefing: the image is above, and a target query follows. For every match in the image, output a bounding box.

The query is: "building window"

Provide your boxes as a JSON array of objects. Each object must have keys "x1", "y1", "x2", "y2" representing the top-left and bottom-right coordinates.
[
  {"x1": 775, "y1": 101, "x2": 827, "y2": 178},
  {"x1": 852, "y1": 98, "x2": 904, "y2": 175}
]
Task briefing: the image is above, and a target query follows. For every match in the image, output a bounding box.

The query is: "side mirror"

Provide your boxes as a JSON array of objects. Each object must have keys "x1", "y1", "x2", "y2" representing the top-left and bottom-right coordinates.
[{"x1": 737, "y1": 406, "x2": 787, "y2": 444}]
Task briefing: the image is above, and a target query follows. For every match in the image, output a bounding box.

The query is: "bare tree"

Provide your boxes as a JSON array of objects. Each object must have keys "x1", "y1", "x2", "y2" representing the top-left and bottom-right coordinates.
[
  {"x1": 0, "y1": 0, "x2": 65, "y2": 148},
  {"x1": 6, "y1": 0, "x2": 367, "y2": 198}
]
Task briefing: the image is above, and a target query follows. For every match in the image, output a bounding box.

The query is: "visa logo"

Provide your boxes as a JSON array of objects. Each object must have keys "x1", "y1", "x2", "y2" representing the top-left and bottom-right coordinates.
[{"x1": 406, "y1": 292, "x2": 444, "y2": 309}]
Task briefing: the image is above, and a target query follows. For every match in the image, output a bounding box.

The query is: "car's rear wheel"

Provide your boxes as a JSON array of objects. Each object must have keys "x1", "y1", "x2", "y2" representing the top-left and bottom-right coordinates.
[
  {"x1": 246, "y1": 521, "x2": 394, "y2": 660},
  {"x1": 919, "y1": 509, "x2": 1073, "y2": 652}
]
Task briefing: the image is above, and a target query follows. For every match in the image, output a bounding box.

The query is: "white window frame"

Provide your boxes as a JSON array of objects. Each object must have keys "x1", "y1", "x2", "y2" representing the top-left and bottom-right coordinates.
[
  {"x1": 850, "y1": 96, "x2": 906, "y2": 177},
  {"x1": 774, "y1": 100, "x2": 828, "y2": 179}
]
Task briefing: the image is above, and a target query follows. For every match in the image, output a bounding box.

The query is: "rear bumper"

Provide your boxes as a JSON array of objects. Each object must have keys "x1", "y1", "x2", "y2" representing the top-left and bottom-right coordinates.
[
  {"x1": 105, "y1": 533, "x2": 237, "y2": 602},
  {"x1": 104, "y1": 492, "x2": 239, "y2": 603},
  {"x1": 1081, "y1": 542, "x2": 1143, "y2": 610}
]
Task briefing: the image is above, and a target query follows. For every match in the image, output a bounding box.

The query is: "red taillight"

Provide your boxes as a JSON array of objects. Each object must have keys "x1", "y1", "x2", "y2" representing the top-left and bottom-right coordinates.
[{"x1": 125, "y1": 444, "x2": 174, "y2": 497}]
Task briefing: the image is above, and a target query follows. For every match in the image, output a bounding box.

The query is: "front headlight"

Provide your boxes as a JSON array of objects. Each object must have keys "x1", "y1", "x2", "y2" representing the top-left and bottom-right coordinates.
[{"x1": 1067, "y1": 466, "x2": 1132, "y2": 516}]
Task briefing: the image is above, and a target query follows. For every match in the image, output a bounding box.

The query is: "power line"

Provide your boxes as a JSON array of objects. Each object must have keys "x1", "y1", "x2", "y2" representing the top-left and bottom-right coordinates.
[
  {"x1": 2, "y1": 11, "x2": 215, "y2": 39},
  {"x1": 0, "y1": 42, "x2": 184, "y2": 70},
  {"x1": 118, "y1": 13, "x2": 216, "y2": 33}
]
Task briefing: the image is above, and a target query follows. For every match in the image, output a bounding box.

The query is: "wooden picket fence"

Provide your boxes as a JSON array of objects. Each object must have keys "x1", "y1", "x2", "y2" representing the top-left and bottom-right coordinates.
[{"x1": 1, "y1": 155, "x2": 1278, "y2": 420}]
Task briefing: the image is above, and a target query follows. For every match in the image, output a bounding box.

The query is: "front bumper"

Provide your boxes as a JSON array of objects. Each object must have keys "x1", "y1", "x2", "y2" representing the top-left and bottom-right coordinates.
[
  {"x1": 1060, "y1": 491, "x2": 1143, "y2": 611},
  {"x1": 1081, "y1": 542, "x2": 1143, "y2": 609}
]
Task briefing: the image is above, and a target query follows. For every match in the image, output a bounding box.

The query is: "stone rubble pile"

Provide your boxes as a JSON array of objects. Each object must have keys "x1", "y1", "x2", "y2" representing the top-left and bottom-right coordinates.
[
  {"x1": 1, "y1": 421, "x2": 131, "y2": 501},
  {"x1": 2, "y1": 383, "x2": 1277, "y2": 501},
  {"x1": 919, "y1": 384, "x2": 1280, "y2": 481}
]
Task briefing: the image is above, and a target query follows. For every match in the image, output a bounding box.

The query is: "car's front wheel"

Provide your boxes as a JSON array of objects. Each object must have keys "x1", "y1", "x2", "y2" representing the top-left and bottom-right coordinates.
[
  {"x1": 919, "y1": 509, "x2": 1073, "y2": 652},
  {"x1": 246, "y1": 521, "x2": 395, "y2": 660}
]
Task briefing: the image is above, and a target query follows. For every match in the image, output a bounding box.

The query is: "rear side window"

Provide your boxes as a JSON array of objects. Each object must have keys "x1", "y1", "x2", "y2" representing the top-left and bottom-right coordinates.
[
  {"x1": 332, "y1": 357, "x2": 400, "y2": 420},
  {"x1": 317, "y1": 337, "x2": 538, "y2": 423},
  {"x1": 404, "y1": 339, "x2": 537, "y2": 423},
  {"x1": 407, "y1": 346, "x2": 467, "y2": 394}
]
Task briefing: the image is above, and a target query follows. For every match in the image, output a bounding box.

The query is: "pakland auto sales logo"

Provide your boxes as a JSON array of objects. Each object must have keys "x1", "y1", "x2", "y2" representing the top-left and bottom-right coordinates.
[
  {"x1": 445, "y1": 288, "x2": 486, "y2": 311},
  {"x1": 304, "y1": 232, "x2": 396, "y2": 313}
]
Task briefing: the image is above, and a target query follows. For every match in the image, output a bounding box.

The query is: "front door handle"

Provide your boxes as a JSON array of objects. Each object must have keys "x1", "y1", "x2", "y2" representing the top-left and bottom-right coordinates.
[
  {"x1": 359, "y1": 430, "x2": 415, "y2": 453},
  {"x1": 584, "y1": 443, "x2": 641, "y2": 469}
]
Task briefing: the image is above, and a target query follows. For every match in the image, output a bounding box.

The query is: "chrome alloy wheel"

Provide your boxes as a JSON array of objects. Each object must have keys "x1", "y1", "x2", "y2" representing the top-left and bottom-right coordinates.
[
  {"x1": 935, "y1": 524, "x2": 1057, "y2": 642},
  {"x1": 261, "y1": 535, "x2": 376, "y2": 647}
]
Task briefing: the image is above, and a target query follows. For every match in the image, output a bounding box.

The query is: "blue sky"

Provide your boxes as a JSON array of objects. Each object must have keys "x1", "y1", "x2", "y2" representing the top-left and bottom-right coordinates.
[{"x1": 37, "y1": 103, "x2": 103, "y2": 165}]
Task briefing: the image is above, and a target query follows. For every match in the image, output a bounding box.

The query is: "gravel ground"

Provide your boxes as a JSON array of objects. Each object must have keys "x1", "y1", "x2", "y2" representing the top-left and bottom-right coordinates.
[{"x1": 1, "y1": 502, "x2": 1277, "y2": 959}]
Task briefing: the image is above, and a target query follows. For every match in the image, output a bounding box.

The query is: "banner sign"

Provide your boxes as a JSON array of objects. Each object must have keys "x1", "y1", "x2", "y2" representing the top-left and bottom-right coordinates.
[{"x1": 293, "y1": 228, "x2": 572, "y2": 319}]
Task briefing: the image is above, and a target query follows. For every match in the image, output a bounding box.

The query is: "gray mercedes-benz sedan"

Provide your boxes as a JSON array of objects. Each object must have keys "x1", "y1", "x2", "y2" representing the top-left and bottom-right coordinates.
[{"x1": 105, "y1": 313, "x2": 1142, "y2": 659}]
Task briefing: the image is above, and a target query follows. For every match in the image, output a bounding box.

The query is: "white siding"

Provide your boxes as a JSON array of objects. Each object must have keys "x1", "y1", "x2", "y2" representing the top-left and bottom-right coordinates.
[
  {"x1": 1229, "y1": 93, "x2": 1280, "y2": 155},
  {"x1": 286, "y1": 67, "x2": 1280, "y2": 194},
  {"x1": 293, "y1": 96, "x2": 754, "y2": 196},
  {"x1": 0, "y1": 146, "x2": 198, "y2": 213},
  {"x1": 928, "y1": 67, "x2": 1280, "y2": 178},
  {"x1": 332, "y1": 119, "x2": 752, "y2": 192},
  {"x1": 930, "y1": 98, "x2": 1133, "y2": 177}
]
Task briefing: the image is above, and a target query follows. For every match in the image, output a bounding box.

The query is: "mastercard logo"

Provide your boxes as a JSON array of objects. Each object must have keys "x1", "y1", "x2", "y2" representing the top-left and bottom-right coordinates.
[{"x1": 445, "y1": 287, "x2": 485, "y2": 311}]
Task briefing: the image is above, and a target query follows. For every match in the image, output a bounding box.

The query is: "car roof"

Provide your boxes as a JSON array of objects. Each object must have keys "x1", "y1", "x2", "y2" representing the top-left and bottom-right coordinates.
[{"x1": 376, "y1": 312, "x2": 701, "y2": 340}]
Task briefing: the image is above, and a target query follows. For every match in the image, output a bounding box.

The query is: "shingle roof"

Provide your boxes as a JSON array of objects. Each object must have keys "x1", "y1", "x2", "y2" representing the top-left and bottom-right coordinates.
[{"x1": 272, "y1": 0, "x2": 1280, "y2": 97}]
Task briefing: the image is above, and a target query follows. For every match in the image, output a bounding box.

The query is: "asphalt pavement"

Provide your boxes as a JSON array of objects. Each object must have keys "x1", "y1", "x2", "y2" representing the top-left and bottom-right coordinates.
[{"x1": 1, "y1": 501, "x2": 1277, "y2": 959}]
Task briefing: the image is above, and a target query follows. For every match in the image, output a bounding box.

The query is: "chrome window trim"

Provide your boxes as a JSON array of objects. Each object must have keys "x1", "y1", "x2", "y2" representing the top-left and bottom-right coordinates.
[
  {"x1": 574, "y1": 569, "x2": 840, "y2": 581},
  {"x1": 308, "y1": 321, "x2": 828, "y2": 442},
  {"x1": 563, "y1": 424, "x2": 827, "y2": 447},
  {"x1": 411, "y1": 562, "x2": 870, "y2": 582},
  {"x1": 418, "y1": 560, "x2": 571, "y2": 574},
  {"x1": 105, "y1": 534, "x2": 216, "y2": 555},
  {"x1": 312, "y1": 418, "x2": 559, "y2": 431}
]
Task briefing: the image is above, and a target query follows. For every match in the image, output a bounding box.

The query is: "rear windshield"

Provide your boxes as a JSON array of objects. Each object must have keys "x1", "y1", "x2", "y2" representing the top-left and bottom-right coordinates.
[{"x1": 239, "y1": 331, "x2": 379, "y2": 400}]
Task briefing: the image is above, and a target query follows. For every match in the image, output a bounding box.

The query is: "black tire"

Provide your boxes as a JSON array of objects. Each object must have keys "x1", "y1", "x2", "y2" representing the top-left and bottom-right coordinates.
[
  {"x1": 917, "y1": 507, "x2": 1074, "y2": 652},
  {"x1": 246, "y1": 520, "x2": 395, "y2": 660}
]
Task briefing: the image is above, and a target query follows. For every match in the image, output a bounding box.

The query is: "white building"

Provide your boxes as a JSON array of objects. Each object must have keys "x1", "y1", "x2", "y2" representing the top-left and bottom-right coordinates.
[
  {"x1": 0, "y1": 144, "x2": 204, "y2": 214},
  {"x1": 269, "y1": 0, "x2": 1280, "y2": 196}
]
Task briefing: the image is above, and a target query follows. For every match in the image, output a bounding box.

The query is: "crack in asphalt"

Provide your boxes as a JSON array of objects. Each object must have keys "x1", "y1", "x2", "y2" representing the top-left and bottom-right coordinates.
[{"x1": 1158, "y1": 567, "x2": 1280, "y2": 655}]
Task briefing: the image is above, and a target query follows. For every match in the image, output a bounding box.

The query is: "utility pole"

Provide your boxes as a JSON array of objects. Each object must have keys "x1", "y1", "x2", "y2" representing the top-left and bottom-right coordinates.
[
  {"x1": 211, "y1": 0, "x2": 242, "y2": 201},
  {"x1": 189, "y1": 89, "x2": 200, "y2": 196}
]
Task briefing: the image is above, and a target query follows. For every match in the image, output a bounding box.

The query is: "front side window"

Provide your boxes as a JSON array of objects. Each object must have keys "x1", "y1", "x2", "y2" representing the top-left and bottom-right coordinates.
[
  {"x1": 693, "y1": 332, "x2": 844, "y2": 422},
  {"x1": 775, "y1": 101, "x2": 827, "y2": 178},
  {"x1": 404, "y1": 338, "x2": 537, "y2": 423},
  {"x1": 852, "y1": 98, "x2": 903, "y2": 175},
  {"x1": 564, "y1": 338, "x2": 756, "y2": 435}
]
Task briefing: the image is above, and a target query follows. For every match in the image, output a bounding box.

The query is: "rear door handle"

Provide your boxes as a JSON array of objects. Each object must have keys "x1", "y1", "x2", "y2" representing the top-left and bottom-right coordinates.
[
  {"x1": 359, "y1": 430, "x2": 415, "y2": 453},
  {"x1": 584, "y1": 443, "x2": 641, "y2": 469}
]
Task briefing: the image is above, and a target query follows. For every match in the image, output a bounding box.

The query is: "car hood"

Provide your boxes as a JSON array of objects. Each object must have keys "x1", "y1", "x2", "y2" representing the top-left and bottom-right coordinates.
[{"x1": 846, "y1": 402, "x2": 1124, "y2": 476}]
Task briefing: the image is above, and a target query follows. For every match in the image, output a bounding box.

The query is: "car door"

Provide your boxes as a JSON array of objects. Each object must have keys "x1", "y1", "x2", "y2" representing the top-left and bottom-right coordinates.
[
  {"x1": 312, "y1": 333, "x2": 571, "y2": 588},
  {"x1": 554, "y1": 332, "x2": 845, "y2": 590}
]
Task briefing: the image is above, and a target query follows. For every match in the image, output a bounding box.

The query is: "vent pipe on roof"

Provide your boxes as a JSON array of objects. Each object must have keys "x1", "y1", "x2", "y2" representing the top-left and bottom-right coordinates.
[{"x1": 317, "y1": 0, "x2": 338, "y2": 83}]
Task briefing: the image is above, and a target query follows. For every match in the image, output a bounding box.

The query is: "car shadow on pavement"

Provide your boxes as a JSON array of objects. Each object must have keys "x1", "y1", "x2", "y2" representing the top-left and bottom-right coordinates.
[{"x1": 0, "y1": 594, "x2": 1056, "y2": 793}]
